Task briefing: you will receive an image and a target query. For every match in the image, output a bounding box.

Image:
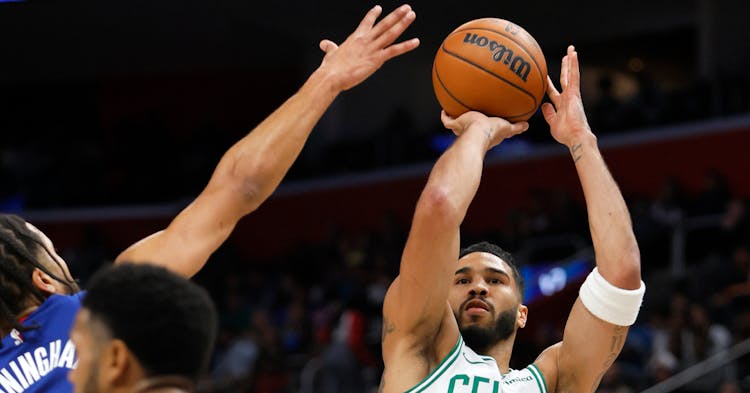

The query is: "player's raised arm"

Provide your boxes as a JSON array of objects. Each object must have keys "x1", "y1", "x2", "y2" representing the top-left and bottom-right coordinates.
[
  {"x1": 116, "y1": 5, "x2": 420, "y2": 278},
  {"x1": 381, "y1": 111, "x2": 527, "y2": 390},
  {"x1": 533, "y1": 45, "x2": 644, "y2": 393}
]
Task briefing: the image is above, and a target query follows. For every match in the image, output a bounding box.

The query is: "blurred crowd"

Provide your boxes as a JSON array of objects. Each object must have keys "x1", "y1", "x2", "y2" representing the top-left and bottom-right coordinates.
[
  {"x1": 2, "y1": 62, "x2": 750, "y2": 393},
  {"x1": 54, "y1": 169, "x2": 750, "y2": 393},
  {"x1": 2, "y1": 68, "x2": 750, "y2": 211}
]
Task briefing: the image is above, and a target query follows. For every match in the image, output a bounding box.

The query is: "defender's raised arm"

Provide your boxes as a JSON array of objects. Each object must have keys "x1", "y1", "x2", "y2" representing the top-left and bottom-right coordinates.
[{"x1": 116, "y1": 5, "x2": 420, "y2": 278}]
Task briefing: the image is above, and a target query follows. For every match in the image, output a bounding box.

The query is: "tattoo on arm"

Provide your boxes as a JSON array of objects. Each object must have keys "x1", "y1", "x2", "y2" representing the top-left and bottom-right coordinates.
[
  {"x1": 571, "y1": 143, "x2": 583, "y2": 163},
  {"x1": 382, "y1": 318, "x2": 395, "y2": 342},
  {"x1": 591, "y1": 326, "x2": 627, "y2": 392}
]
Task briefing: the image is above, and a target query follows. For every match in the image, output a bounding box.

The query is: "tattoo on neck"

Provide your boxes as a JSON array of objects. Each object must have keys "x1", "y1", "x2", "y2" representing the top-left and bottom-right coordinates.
[{"x1": 571, "y1": 143, "x2": 583, "y2": 163}]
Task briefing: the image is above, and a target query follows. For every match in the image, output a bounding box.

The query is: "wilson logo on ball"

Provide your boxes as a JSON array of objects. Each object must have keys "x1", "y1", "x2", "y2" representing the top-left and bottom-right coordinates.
[{"x1": 463, "y1": 33, "x2": 531, "y2": 82}]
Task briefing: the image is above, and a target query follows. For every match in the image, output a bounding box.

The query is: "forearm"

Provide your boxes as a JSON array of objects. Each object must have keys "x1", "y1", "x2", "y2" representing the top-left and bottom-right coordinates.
[
  {"x1": 571, "y1": 133, "x2": 641, "y2": 289},
  {"x1": 390, "y1": 123, "x2": 492, "y2": 337},
  {"x1": 211, "y1": 68, "x2": 341, "y2": 212},
  {"x1": 421, "y1": 126, "x2": 491, "y2": 223}
]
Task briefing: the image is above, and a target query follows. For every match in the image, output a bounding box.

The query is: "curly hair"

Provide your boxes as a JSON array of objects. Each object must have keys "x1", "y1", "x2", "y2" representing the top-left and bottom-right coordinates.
[{"x1": 0, "y1": 214, "x2": 79, "y2": 338}]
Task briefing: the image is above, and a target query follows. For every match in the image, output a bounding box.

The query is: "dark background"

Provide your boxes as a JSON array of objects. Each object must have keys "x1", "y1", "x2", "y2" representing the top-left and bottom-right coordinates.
[
  {"x1": 2, "y1": 0, "x2": 749, "y2": 209},
  {"x1": 2, "y1": 1, "x2": 750, "y2": 392}
]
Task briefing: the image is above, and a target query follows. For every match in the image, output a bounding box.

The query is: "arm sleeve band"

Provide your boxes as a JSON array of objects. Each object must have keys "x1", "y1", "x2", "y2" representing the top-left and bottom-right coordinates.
[{"x1": 578, "y1": 267, "x2": 645, "y2": 326}]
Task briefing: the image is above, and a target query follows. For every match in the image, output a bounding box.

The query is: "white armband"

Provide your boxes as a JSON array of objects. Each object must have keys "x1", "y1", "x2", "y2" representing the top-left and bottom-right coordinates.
[{"x1": 579, "y1": 267, "x2": 645, "y2": 326}]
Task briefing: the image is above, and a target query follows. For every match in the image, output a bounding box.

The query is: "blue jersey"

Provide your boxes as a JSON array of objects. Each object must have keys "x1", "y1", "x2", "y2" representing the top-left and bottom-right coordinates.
[{"x1": 0, "y1": 292, "x2": 84, "y2": 393}]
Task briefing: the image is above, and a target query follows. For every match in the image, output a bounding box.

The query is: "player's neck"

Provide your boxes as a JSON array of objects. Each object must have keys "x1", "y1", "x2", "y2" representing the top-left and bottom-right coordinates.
[
  {"x1": 17, "y1": 305, "x2": 39, "y2": 320},
  {"x1": 483, "y1": 334, "x2": 517, "y2": 374},
  {"x1": 1, "y1": 305, "x2": 40, "y2": 336}
]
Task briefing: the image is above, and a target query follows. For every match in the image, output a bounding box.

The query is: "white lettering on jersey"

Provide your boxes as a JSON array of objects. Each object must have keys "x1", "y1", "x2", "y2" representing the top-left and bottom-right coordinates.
[{"x1": 0, "y1": 339, "x2": 77, "y2": 392}]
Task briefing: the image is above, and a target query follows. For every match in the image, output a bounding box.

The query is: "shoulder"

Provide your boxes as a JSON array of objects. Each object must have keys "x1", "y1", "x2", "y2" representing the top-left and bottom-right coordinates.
[
  {"x1": 507, "y1": 365, "x2": 549, "y2": 392},
  {"x1": 49, "y1": 291, "x2": 86, "y2": 307},
  {"x1": 525, "y1": 342, "x2": 560, "y2": 393},
  {"x1": 34, "y1": 291, "x2": 85, "y2": 318}
]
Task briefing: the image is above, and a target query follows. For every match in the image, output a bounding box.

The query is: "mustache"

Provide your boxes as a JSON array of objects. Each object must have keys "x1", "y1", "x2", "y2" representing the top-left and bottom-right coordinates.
[{"x1": 459, "y1": 295, "x2": 495, "y2": 315}]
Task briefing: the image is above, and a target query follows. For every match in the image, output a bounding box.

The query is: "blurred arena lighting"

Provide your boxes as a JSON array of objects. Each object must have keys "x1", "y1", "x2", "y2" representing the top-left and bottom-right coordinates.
[{"x1": 521, "y1": 256, "x2": 592, "y2": 303}]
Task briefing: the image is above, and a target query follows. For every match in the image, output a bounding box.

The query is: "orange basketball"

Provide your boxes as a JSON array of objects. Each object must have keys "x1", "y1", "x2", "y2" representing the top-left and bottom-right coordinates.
[{"x1": 432, "y1": 18, "x2": 547, "y2": 122}]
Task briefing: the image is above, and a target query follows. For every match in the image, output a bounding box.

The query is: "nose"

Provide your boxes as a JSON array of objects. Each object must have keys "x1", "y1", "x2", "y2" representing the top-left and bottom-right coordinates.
[{"x1": 468, "y1": 280, "x2": 488, "y2": 297}]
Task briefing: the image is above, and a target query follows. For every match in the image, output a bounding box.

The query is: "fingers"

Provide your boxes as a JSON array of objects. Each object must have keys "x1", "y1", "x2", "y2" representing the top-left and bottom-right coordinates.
[
  {"x1": 567, "y1": 45, "x2": 581, "y2": 95},
  {"x1": 509, "y1": 121, "x2": 530, "y2": 135},
  {"x1": 381, "y1": 38, "x2": 420, "y2": 61},
  {"x1": 541, "y1": 102, "x2": 556, "y2": 124},
  {"x1": 370, "y1": 4, "x2": 412, "y2": 40},
  {"x1": 374, "y1": 9, "x2": 416, "y2": 49},
  {"x1": 440, "y1": 110, "x2": 455, "y2": 128},
  {"x1": 319, "y1": 39, "x2": 338, "y2": 54},
  {"x1": 546, "y1": 75, "x2": 561, "y2": 106},
  {"x1": 355, "y1": 5, "x2": 383, "y2": 34},
  {"x1": 551, "y1": 45, "x2": 579, "y2": 99}
]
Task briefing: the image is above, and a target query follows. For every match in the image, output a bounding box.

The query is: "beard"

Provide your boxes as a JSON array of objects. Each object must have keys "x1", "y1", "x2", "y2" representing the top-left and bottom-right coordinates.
[{"x1": 456, "y1": 304, "x2": 518, "y2": 354}]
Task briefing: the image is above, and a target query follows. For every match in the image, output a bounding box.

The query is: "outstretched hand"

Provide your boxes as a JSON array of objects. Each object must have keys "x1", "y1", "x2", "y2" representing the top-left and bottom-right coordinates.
[
  {"x1": 317, "y1": 4, "x2": 420, "y2": 92},
  {"x1": 541, "y1": 45, "x2": 594, "y2": 148},
  {"x1": 441, "y1": 110, "x2": 529, "y2": 150}
]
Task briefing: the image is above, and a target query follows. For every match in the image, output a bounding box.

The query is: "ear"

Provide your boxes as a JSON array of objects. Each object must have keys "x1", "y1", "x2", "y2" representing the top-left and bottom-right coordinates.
[
  {"x1": 101, "y1": 339, "x2": 135, "y2": 387},
  {"x1": 517, "y1": 304, "x2": 528, "y2": 329},
  {"x1": 31, "y1": 268, "x2": 58, "y2": 295}
]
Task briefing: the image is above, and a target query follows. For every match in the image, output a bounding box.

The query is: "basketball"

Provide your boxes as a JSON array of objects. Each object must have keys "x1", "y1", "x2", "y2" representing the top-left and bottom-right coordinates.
[{"x1": 432, "y1": 18, "x2": 547, "y2": 122}]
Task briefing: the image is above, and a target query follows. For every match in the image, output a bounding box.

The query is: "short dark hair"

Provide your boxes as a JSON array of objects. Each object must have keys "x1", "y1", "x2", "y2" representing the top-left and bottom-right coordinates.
[
  {"x1": 459, "y1": 241, "x2": 525, "y2": 301},
  {"x1": 83, "y1": 263, "x2": 217, "y2": 383},
  {"x1": 0, "y1": 214, "x2": 79, "y2": 338}
]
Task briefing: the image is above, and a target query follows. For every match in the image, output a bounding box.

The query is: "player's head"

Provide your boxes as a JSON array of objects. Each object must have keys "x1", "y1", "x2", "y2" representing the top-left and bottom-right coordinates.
[
  {"x1": 0, "y1": 214, "x2": 79, "y2": 335},
  {"x1": 68, "y1": 263, "x2": 217, "y2": 393},
  {"x1": 449, "y1": 241, "x2": 527, "y2": 353}
]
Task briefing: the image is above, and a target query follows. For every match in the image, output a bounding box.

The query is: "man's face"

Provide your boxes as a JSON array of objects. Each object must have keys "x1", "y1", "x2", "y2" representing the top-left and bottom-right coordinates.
[
  {"x1": 448, "y1": 252, "x2": 527, "y2": 351},
  {"x1": 68, "y1": 309, "x2": 105, "y2": 393}
]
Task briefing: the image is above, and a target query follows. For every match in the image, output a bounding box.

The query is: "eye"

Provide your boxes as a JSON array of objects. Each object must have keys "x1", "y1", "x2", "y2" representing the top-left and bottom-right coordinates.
[
  {"x1": 489, "y1": 278, "x2": 501, "y2": 284},
  {"x1": 456, "y1": 278, "x2": 470, "y2": 285}
]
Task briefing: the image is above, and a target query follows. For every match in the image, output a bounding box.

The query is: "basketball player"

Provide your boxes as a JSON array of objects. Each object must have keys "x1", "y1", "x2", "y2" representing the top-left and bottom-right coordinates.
[
  {"x1": 68, "y1": 263, "x2": 216, "y2": 393},
  {"x1": 380, "y1": 45, "x2": 645, "y2": 392},
  {"x1": 0, "y1": 5, "x2": 419, "y2": 392}
]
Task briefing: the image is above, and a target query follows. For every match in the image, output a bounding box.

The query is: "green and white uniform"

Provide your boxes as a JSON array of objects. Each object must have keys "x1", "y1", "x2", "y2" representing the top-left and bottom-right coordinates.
[{"x1": 406, "y1": 336, "x2": 548, "y2": 393}]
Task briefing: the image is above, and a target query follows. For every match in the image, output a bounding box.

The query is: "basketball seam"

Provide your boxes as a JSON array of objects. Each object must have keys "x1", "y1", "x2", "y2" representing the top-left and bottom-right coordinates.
[
  {"x1": 433, "y1": 62, "x2": 472, "y2": 113},
  {"x1": 453, "y1": 26, "x2": 546, "y2": 92},
  {"x1": 441, "y1": 44, "x2": 538, "y2": 118},
  {"x1": 435, "y1": 62, "x2": 507, "y2": 119}
]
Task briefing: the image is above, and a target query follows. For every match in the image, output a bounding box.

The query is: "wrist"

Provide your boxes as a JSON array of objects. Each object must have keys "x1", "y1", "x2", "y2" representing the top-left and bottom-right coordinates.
[
  {"x1": 464, "y1": 121, "x2": 495, "y2": 151},
  {"x1": 308, "y1": 67, "x2": 344, "y2": 98},
  {"x1": 567, "y1": 132, "x2": 597, "y2": 162}
]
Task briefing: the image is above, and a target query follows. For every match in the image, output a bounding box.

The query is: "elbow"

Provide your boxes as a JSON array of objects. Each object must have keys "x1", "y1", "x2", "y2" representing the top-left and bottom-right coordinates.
[
  {"x1": 624, "y1": 239, "x2": 642, "y2": 280},
  {"x1": 415, "y1": 185, "x2": 462, "y2": 226},
  {"x1": 610, "y1": 243, "x2": 642, "y2": 289},
  {"x1": 238, "y1": 176, "x2": 263, "y2": 213}
]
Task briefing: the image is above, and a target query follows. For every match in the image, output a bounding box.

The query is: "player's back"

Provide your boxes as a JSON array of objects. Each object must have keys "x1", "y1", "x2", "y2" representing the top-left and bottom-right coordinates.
[
  {"x1": 404, "y1": 336, "x2": 548, "y2": 393},
  {"x1": 0, "y1": 293, "x2": 83, "y2": 393}
]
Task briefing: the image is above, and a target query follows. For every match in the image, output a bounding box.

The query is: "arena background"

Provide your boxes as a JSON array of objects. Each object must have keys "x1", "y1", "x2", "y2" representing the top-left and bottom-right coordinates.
[{"x1": 1, "y1": 0, "x2": 749, "y2": 392}]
